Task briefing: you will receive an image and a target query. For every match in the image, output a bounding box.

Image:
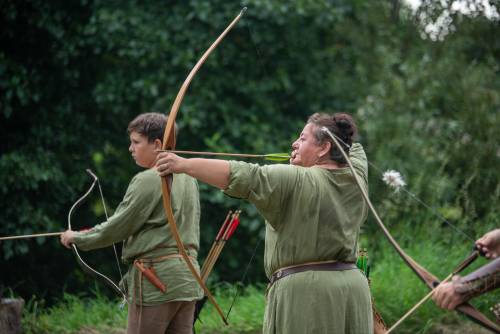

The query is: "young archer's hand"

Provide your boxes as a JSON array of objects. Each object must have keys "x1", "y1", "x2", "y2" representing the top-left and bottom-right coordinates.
[{"x1": 60, "y1": 230, "x2": 77, "y2": 249}]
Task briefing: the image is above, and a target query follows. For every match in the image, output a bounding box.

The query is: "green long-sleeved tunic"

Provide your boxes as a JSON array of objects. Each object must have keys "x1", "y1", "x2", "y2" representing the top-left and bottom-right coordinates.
[
  {"x1": 224, "y1": 143, "x2": 373, "y2": 334},
  {"x1": 73, "y1": 169, "x2": 204, "y2": 305}
]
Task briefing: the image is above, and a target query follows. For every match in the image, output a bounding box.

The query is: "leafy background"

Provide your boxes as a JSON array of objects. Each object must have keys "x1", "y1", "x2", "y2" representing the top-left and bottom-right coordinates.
[{"x1": 1, "y1": 0, "x2": 498, "y2": 332}]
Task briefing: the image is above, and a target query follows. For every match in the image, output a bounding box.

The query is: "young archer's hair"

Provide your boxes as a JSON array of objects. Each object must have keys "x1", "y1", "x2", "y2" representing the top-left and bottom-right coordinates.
[{"x1": 127, "y1": 113, "x2": 178, "y2": 143}]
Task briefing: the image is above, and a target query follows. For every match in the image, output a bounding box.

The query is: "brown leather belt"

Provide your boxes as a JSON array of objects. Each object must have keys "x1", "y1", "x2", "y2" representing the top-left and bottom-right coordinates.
[{"x1": 269, "y1": 261, "x2": 357, "y2": 286}]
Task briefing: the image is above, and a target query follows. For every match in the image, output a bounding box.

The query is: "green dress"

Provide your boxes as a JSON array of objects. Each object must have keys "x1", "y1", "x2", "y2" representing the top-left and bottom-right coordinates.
[
  {"x1": 73, "y1": 168, "x2": 204, "y2": 305},
  {"x1": 224, "y1": 143, "x2": 373, "y2": 334}
]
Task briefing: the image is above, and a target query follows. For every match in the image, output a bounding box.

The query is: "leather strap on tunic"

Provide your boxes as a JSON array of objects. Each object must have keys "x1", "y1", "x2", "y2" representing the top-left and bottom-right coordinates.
[
  {"x1": 132, "y1": 253, "x2": 196, "y2": 332},
  {"x1": 268, "y1": 260, "x2": 357, "y2": 286}
]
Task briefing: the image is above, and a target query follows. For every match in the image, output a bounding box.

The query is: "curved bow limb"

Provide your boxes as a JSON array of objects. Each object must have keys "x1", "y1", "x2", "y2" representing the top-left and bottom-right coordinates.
[
  {"x1": 321, "y1": 127, "x2": 500, "y2": 333},
  {"x1": 385, "y1": 250, "x2": 481, "y2": 333},
  {"x1": 160, "y1": 8, "x2": 247, "y2": 325},
  {"x1": 68, "y1": 170, "x2": 127, "y2": 305}
]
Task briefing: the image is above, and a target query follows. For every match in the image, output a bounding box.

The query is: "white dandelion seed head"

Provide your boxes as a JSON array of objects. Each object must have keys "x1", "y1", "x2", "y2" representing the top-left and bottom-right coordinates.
[{"x1": 382, "y1": 170, "x2": 406, "y2": 191}]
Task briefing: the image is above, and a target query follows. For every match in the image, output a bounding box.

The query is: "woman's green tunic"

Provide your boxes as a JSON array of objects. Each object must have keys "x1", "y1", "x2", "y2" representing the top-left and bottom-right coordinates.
[{"x1": 224, "y1": 143, "x2": 373, "y2": 334}]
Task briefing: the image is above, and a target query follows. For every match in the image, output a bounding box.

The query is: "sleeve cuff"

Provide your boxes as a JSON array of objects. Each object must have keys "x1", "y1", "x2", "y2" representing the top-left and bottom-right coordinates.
[
  {"x1": 223, "y1": 161, "x2": 255, "y2": 199},
  {"x1": 72, "y1": 231, "x2": 95, "y2": 251}
]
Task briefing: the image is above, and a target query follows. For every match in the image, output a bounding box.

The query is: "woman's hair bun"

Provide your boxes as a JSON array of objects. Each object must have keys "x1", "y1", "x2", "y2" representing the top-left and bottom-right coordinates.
[
  {"x1": 306, "y1": 112, "x2": 357, "y2": 164},
  {"x1": 333, "y1": 113, "x2": 356, "y2": 138}
]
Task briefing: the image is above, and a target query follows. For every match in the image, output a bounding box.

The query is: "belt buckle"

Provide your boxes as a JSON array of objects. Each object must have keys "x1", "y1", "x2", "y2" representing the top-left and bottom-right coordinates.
[{"x1": 276, "y1": 270, "x2": 283, "y2": 279}]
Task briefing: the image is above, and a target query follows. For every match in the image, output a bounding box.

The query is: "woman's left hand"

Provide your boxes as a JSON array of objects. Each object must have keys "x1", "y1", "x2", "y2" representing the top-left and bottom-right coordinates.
[{"x1": 155, "y1": 152, "x2": 186, "y2": 176}]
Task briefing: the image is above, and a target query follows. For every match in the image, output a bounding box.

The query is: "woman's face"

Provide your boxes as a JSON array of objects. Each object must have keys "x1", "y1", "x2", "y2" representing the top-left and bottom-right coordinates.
[
  {"x1": 290, "y1": 123, "x2": 325, "y2": 167},
  {"x1": 128, "y1": 131, "x2": 160, "y2": 168}
]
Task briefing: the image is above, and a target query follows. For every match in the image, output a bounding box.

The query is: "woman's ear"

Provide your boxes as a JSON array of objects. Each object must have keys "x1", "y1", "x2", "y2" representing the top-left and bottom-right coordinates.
[{"x1": 319, "y1": 141, "x2": 331, "y2": 158}]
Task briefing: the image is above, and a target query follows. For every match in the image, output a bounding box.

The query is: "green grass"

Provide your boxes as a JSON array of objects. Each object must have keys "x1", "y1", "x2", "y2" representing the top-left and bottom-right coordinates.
[
  {"x1": 22, "y1": 242, "x2": 497, "y2": 334},
  {"x1": 22, "y1": 284, "x2": 265, "y2": 334},
  {"x1": 194, "y1": 284, "x2": 265, "y2": 334},
  {"x1": 23, "y1": 291, "x2": 128, "y2": 334},
  {"x1": 368, "y1": 238, "x2": 497, "y2": 334}
]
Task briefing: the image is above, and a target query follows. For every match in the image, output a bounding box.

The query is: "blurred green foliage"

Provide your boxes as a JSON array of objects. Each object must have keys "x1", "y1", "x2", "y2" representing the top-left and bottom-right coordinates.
[{"x1": 1, "y1": 0, "x2": 498, "y2": 330}]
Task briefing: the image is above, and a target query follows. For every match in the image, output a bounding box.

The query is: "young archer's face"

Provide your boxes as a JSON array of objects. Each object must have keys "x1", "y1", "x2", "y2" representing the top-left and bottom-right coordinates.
[{"x1": 128, "y1": 131, "x2": 161, "y2": 168}]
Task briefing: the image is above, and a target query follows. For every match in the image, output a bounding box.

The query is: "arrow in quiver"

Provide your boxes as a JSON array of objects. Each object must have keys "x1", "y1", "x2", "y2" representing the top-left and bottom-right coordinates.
[{"x1": 357, "y1": 248, "x2": 388, "y2": 334}]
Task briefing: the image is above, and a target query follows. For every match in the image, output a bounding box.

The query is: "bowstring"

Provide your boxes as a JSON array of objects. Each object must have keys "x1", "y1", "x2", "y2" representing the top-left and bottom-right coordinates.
[
  {"x1": 234, "y1": 5, "x2": 476, "y2": 320},
  {"x1": 95, "y1": 175, "x2": 125, "y2": 285},
  {"x1": 244, "y1": 0, "x2": 474, "y2": 244},
  {"x1": 69, "y1": 171, "x2": 128, "y2": 305},
  {"x1": 226, "y1": 234, "x2": 262, "y2": 320},
  {"x1": 366, "y1": 160, "x2": 476, "y2": 243}
]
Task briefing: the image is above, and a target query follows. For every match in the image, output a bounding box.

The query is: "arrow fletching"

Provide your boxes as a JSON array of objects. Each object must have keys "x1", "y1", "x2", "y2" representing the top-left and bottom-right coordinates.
[{"x1": 264, "y1": 153, "x2": 291, "y2": 162}]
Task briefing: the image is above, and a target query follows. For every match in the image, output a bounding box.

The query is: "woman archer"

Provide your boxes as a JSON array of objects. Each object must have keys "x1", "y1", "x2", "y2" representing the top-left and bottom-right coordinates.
[{"x1": 156, "y1": 112, "x2": 373, "y2": 334}]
